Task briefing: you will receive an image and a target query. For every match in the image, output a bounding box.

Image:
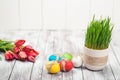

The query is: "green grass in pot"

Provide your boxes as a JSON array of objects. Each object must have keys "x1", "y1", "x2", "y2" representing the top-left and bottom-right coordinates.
[{"x1": 85, "y1": 16, "x2": 114, "y2": 50}]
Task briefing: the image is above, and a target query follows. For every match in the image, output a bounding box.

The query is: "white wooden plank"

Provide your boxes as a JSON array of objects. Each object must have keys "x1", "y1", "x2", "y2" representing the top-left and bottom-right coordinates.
[
  {"x1": 93, "y1": 66, "x2": 111, "y2": 80},
  {"x1": 90, "y1": 0, "x2": 113, "y2": 19},
  {"x1": 0, "y1": 0, "x2": 19, "y2": 30},
  {"x1": 111, "y1": 30, "x2": 120, "y2": 46},
  {"x1": 110, "y1": 44, "x2": 120, "y2": 65},
  {"x1": 43, "y1": 0, "x2": 66, "y2": 29},
  {"x1": 41, "y1": 31, "x2": 54, "y2": 80},
  {"x1": 108, "y1": 46, "x2": 120, "y2": 80},
  {"x1": 111, "y1": 30, "x2": 120, "y2": 63},
  {"x1": 67, "y1": 0, "x2": 90, "y2": 30},
  {"x1": 10, "y1": 61, "x2": 33, "y2": 80},
  {"x1": 52, "y1": 31, "x2": 66, "y2": 54},
  {"x1": 51, "y1": 71, "x2": 63, "y2": 80},
  {"x1": 62, "y1": 31, "x2": 78, "y2": 53},
  {"x1": 63, "y1": 70, "x2": 73, "y2": 80},
  {"x1": 9, "y1": 31, "x2": 39, "y2": 80},
  {"x1": 0, "y1": 54, "x2": 15, "y2": 80},
  {"x1": 102, "y1": 65, "x2": 115, "y2": 80},
  {"x1": 72, "y1": 68, "x2": 83, "y2": 80},
  {"x1": 113, "y1": 0, "x2": 120, "y2": 30},
  {"x1": 30, "y1": 31, "x2": 51, "y2": 80},
  {"x1": 82, "y1": 69, "x2": 95, "y2": 80},
  {"x1": 93, "y1": 55, "x2": 115, "y2": 80},
  {"x1": 20, "y1": 0, "x2": 42, "y2": 29}
]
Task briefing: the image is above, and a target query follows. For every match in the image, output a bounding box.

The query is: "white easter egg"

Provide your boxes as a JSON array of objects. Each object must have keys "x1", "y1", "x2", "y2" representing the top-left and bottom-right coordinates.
[{"x1": 72, "y1": 55, "x2": 82, "y2": 67}]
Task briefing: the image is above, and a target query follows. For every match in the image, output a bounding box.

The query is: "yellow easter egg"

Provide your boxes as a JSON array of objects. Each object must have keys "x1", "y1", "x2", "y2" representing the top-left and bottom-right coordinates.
[{"x1": 46, "y1": 61, "x2": 60, "y2": 74}]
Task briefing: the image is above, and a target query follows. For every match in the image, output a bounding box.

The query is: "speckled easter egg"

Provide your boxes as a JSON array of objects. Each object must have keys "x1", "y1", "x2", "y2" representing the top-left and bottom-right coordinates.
[
  {"x1": 48, "y1": 54, "x2": 62, "y2": 62},
  {"x1": 63, "y1": 52, "x2": 73, "y2": 60},
  {"x1": 72, "y1": 55, "x2": 82, "y2": 67},
  {"x1": 59, "y1": 60, "x2": 73, "y2": 72},
  {"x1": 46, "y1": 61, "x2": 60, "y2": 74}
]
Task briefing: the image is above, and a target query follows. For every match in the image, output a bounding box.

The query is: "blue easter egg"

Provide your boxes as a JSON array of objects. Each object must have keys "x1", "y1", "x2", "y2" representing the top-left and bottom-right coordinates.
[
  {"x1": 49, "y1": 54, "x2": 62, "y2": 62},
  {"x1": 58, "y1": 56, "x2": 62, "y2": 62},
  {"x1": 49, "y1": 54, "x2": 57, "y2": 61}
]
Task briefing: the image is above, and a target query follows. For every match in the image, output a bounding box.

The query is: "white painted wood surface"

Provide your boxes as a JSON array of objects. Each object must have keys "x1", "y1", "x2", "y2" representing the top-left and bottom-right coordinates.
[
  {"x1": 0, "y1": 0, "x2": 19, "y2": 30},
  {"x1": 20, "y1": 0, "x2": 42, "y2": 29},
  {"x1": 0, "y1": 0, "x2": 120, "y2": 30},
  {"x1": 0, "y1": 30, "x2": 120, "y2": 80}
]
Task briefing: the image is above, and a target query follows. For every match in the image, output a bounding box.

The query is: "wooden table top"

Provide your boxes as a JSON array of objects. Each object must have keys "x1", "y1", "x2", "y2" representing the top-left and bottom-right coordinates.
[{"x1": 0, "y1": 30, "x2": 120, "y2": 80}]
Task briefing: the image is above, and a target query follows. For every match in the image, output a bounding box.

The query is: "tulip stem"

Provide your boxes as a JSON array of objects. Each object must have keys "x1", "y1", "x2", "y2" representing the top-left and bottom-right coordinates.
[{"x1": 0, "y1": 57, "x2": 1, "y2": 61}]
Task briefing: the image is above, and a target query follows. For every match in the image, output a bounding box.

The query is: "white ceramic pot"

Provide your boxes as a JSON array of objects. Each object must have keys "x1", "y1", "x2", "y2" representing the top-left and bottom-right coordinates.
[{"x1": 83, "y1": 46, "x2": 109, "y2": 70}]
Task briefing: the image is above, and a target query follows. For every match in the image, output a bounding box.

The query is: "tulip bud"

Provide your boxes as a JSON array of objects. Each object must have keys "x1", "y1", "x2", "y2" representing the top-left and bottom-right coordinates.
[
  {"x1": 28, "y1": 56, "x2": 35, "y2": 62},
  {"x1": 14, "y1": 46, "x2": 21, "y2": 53},
  {"x1": 23, "y1": 45, "x2": 33, "y2": 53},
  {"x1": 27, "y1": 49, "x2": 39, "y2": 57},
  {"x1": 15, "y1": 39, "x2": 25, "y2": 47},
  {"x1": 4, "y1": 51, "x2": 14, "y2": 60},
  {"x1": 18, "y1": 51, "x2": 27, "y2": 61}
]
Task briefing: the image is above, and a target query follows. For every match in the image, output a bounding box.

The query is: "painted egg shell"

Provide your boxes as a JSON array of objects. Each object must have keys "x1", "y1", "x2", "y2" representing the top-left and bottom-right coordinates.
[
  {"x1": 72, "y1": 55, "x2": 82, "y2": 67},
  {"x1": 63, "y1": 52, "x2": 73, "y2": 60},
  {"x1": 49, "y1": 54, "x2": 62, "y2": 62},
  {"x1": 46, "y1": 61, "x2": 60, "y2": 74},
  {"x1": 59, "y1": 60, "x2": 73, "y2": 72}
]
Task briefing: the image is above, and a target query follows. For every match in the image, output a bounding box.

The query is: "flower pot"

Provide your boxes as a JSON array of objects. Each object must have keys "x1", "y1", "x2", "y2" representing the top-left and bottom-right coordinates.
[{"x1": 83, "y1": 46, "x2": 108, "y2": 70}]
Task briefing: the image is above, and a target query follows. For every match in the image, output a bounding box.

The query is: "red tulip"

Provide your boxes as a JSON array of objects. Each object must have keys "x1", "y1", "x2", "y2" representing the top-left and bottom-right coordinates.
[
  {"x1": 13, "y1": 53, "x2": 20, "y2": 60},
  {"x1": 27, "y1": 49, "x2": 39, "y2": 57},
  {"x1": 4, "y1": 51, "x2": 14, "y2": 60},
  {"x1": 23, "y1": 45, "x2": 33, "y2": 53},
  {"x1": 4, "y1": 39, "x2": 39, "y2": 63},
  {"x1": 15, "y1": 39, "x2": 25, "y2": 47},
  {"x1": 5, "y1": 53, "x2": 10, "y2": 60},
  {"x1": 18, "y1": 51, "x2": 27, "y2": 61},
  {"x1": 28, "y1": 56, "x2": 35, "y2": 62},
  {"x1": 14, "y1": 46, "x2": 21, "y2": 53}
]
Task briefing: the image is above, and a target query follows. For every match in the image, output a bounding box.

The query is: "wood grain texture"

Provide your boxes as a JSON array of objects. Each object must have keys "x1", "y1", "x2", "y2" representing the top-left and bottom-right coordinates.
[
  {"x1": 0, "y1": 53, "x2": 15, "y2": 80},
  {"x1": 41, "y1": 31, "x2": 54, "y2": 80},
  {"x1": 20, "y1": 0, "x2": 42, "y2": 29},
  {"x1": 67, "y1": 0, "x2": 89, "y2": 30},
  {"x1": 108, "y1": 45, "x2": 120, "y2": 80},
  {"x1": 43, "y1": 0, "x2": 66, "y2": 29},
  {"x1": 0, "y1": 30, "x2": 119, "y2": 80},
  {"x1": 0, "y1": 0, "x2": 19, "y2": 30},
  {"x1": 30, "y1": 31, "x2": 51, "y2": 80}
]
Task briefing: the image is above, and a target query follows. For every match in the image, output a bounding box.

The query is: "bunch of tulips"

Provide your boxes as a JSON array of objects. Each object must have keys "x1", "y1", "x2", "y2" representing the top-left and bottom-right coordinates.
[{"x1": 4, "y1": 40, "x2": 39, "y2": 62}]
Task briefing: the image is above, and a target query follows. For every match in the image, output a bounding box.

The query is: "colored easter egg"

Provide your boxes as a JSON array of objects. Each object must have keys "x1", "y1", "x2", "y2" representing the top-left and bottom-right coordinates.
[
  {"x1": 63, "y1": 52, "x2": 73, "y2": 60},
  {"x1": 59, "y1": 60, "x2": 73, "y2": 72},
  {"x1": 46, "y1": 61, "x2": 60, "y2": 74},
  {"x1": 72, "y1": 55, "x2": 82, "y2": 67},
  {"x1": 49, "y1": 54, "x2": 62, "y2": 62}
]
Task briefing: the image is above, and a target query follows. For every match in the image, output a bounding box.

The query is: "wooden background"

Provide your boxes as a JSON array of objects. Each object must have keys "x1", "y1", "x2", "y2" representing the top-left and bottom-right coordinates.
[
  {"x1": 0, "y1": 0, "x2": 120, "y2": 30},
  {"x1": 0, "y1": 30, "x2": 120, "y2": 80}
]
